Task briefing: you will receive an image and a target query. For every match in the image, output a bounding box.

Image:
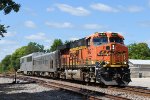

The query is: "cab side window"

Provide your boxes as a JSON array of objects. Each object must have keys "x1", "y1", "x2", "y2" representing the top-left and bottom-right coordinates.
[{"x1": 86, "y1": 38, "x2": 91, "y2": 47}]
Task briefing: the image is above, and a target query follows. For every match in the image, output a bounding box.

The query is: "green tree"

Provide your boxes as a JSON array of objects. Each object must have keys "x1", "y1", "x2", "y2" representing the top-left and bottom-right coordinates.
[
  {"x1": 11, "y1": 46, "x2": 27, "y2": 71},
  {"x1": 11, "y1": 42, "x2": 45, "y2": 71},
  {"x1": 25, "y1": 42, "x2": 45, "y2": 54},
  {"x1": 0, "y1": 42, "x2": 49, "y2": 72},
  {"x1": 128, "y1": 43, "x2": 150, "y2": 59},
  {"x1": 45, "y1": 49, "x2": 50, "y2": 53},
  {"x1": 0, "y1": 63, "x2": 2, "y2": 73},
  {"x1": 0, "y1": 0, "x2": 20, "y2": 37},
  {"x1": 64, "y1": 40, "x2": 74, "y2": 44},
  {"x1": 50, "y1": 39, "x2": 63, "y2": 52},
  {"x1": 0, "y1": 25, "x2": 9, "y2": 38},
  {"x1": 1, "y1": 55, "x2": 11, "y2": 71}
]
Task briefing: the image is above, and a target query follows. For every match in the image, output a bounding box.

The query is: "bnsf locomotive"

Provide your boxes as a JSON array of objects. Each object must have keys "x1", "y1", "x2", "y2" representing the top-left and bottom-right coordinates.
[{"x1": 20, "y1": 32, "x2": 131, "y2": 86}]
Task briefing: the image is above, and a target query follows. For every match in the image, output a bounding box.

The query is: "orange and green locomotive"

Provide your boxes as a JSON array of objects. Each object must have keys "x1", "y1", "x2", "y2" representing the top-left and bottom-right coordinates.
[{"x1": 58, "y1": 32, "x2": 131, "y2": 85}]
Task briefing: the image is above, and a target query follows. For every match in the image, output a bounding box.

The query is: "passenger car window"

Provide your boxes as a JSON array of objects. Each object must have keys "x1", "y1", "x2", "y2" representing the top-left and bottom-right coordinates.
[
  {"x1": 21, "y1": 58, "x2": 24, "y2": 63},
  {"x1": 27, "y1": 56, "x2": 32, "y2": 62},
  {"x1": 50, "y1": 60, "x2": 53, "y2": 68}
]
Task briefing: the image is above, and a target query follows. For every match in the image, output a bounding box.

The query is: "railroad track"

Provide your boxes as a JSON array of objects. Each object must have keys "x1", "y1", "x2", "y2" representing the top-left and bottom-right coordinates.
[
  {"x1": 1, "y1": 74, "x2": 129, "y2": 100},
  {"x1": 1, "y1": 74, "x2": 150, "y2": 99},
  {"x1": 108, "y1": 85, "x2": 150, "y2": 98}
]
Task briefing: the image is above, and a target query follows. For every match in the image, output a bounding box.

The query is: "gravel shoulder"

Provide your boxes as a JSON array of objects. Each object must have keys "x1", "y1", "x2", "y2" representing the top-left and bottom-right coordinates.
[
  {"x1": 27, "y1": 76, "x2": 150, "y2": 100},
  {"x1": 1, "y1": 77, "x2": 150, "y2": 100},
  {"x1": 0, "y1": 78, "x2": 82, "y2": 100},
  {"x1": 129, "y1": 78, "x2": 150, "y2": 89}
]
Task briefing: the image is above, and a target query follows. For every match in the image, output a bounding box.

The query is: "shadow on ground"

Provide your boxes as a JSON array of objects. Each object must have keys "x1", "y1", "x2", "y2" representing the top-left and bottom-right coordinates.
[{"x1": 0, "y1": 82, "x2": 82, "y2": 100}]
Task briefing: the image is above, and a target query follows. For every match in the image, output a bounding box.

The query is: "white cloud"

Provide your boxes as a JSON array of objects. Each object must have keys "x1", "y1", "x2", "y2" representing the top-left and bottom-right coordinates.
[
  {"x1": 118, "y1": 5, "x2": 143, "y2": 13},
  {"x1": 24, "y1": 20, "x2": 36, "y2": 28},
  {"x1": 91, "y1": 3, "x2": 143, "y2": 13},
  {"x1": 25, "y1": 33, "x2": 47, "y2": 40},
  {"x1": 46, "y1": 7, "x2": 55, "y2": 12},
  {"x1": 126, "y1": 6, "x2": 143, "y2": 13},
  {"x1": 56, "y1": 4, "x2": 90, "y2": 16},
  {"x1": 46, "y1": 22, "x2": 73, "y2": 28},
  {"x1": 0, "y1": 45, "x2": 21, "y2": 61},
  {"x1": 0, "y1": 40, "x2": 17, "y2": 45},
  {"x1": 83, "y1": 24, "x2": 107, "y2": 29},
  {"x1": 5, "y1": 31, "x2": 17, "y2": 37},
  {"x1": 25, "y1": 33, "x2": 51, "y2": 44},
  {"x1": 90, "y1": 3, "x2": 119, "y2": 13}
]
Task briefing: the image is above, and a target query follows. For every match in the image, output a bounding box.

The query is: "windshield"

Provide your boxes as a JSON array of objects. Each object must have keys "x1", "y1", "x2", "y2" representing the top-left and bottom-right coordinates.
[
  {"x1": 109, "y1": 37, "x2": 123, "y2": 43},
  {"x1": 93, "y1": 37, "x2": 108, "y2": 46}
]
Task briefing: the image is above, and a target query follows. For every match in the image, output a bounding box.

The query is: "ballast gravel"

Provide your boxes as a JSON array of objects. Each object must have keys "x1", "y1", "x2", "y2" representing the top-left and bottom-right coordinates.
[
  {"x1": 29, "y1": 76, "x2": 150, "y2": 100},
  {"x1": 1, "y1": 77, "x2": 150, "y2": 100},
  {"x1": 0, "y1": 78, "x2": 82, "y2": 100}
]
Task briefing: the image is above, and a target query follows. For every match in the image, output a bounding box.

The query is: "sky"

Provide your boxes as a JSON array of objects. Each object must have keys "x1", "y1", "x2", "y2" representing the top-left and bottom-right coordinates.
[{"x1": 0, "y1": 0, "x2": 150, "y2": 61}]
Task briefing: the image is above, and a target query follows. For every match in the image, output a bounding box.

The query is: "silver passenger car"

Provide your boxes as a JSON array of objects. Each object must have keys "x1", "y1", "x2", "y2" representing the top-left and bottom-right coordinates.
[
  {"x1": 33, "y1": 51, "x2": 59, "y2": 75},
  {"x1": 20, "y1": 52, "x2": 44, "y2": 74}
]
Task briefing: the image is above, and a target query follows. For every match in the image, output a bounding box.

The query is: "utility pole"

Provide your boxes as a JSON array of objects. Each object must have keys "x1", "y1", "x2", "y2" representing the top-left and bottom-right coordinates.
[
  {"x1": 13, "y1": 67, "x2": 17, "y2": 84},
  {"x1": 14, "y1": 70, "x2": 17, "y2": 83}
]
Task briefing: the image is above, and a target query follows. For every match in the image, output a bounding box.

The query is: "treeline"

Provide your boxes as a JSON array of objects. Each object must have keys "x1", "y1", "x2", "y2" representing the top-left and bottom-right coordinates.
[
  {"x1": 0, "y1": 39, "x2": 63, "y2": 73},
  {"x1": 128, "y1": 42, "x2": 150, "y2": 59},
  {"x1": 0, "y1": 40, "x2": 150, "y2": 73}
]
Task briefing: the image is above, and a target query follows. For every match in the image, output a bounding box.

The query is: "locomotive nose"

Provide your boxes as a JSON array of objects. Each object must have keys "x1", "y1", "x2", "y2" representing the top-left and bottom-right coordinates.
[{"x1": 110, "y1": 43, "x2": 128, "y2": 65}]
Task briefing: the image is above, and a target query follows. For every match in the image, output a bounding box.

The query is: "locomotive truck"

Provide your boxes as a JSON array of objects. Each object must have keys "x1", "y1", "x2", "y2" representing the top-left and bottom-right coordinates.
[{"x1": 20, "y1": 32, "x2": 131, "y2": 86}]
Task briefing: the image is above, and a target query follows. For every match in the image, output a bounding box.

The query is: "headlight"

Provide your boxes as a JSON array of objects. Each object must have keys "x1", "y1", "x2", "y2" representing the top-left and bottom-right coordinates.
[
  {"x1": 124, "y1": 61, "x2": 127, "y2": 64},
  {"x1": 112, "y1": 44, "x2": 115, "y2": 50}
]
